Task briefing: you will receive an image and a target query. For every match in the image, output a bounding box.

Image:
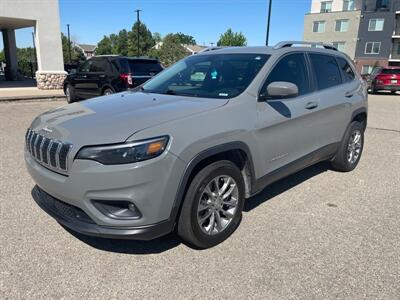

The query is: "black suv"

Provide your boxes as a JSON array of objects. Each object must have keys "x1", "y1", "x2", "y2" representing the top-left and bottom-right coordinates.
[{"x1": 64, "y1": 56, "x2": 163, "y2": 103}]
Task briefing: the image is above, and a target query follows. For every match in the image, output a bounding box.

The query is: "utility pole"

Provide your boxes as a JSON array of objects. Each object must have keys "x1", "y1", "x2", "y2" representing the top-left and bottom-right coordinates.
[
  {"x1": 67, "y1": 24, "x2": 72, "y2": 63},
  {"x1": 265, "y1": 0, "x2": 273, "y2": 46},
  {"x1": 134, "y1": 9, "x2": 142, "y2": 56}
]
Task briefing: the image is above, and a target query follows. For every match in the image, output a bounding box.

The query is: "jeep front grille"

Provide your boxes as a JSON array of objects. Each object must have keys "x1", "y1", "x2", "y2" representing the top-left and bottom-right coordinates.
[{"x1": 26, "y1": 128, "x2": 72, "y2": 172}]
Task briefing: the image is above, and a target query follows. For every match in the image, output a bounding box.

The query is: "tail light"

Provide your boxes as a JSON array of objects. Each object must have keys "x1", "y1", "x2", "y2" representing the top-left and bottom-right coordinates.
[{"x1": 119, "y1": 73, "x2": 133, "y2": 86}]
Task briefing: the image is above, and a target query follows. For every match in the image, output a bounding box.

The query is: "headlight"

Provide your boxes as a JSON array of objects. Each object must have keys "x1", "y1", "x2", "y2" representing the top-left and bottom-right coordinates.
[{"x1": 76, "y1": 136, "x2": 169, "y2": 165}]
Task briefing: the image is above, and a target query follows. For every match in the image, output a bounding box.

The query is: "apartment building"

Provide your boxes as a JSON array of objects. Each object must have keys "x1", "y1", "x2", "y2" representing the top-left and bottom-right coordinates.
[{"x1": 304, "y1": 0, "x2": 400, "y2": 74}]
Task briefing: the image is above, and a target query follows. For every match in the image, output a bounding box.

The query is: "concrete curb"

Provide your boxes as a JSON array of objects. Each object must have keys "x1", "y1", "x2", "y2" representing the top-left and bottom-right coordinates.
[{"x1": 0, "y1": 95, "x2": 66, "y2": 103}]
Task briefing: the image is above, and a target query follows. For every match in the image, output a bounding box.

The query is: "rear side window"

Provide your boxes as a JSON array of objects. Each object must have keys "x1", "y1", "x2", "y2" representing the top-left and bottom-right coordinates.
[
  {"x1": 381, "y1": 69, "x2": 400, "y2": 74},
  {"x1": 309, "y1": 53, "x2": 342, "y2": 90},
  {"x1": 128, "y1": 60, "x2": 163, "y2": 76},
  {"x1": 336, "y1": 57, "x2": 355, "y2": 82},
  {"x1": 264, "y1": 53, "x2": 311, "y2": 96},
  {"x1": 90, "y1": 59, "x2": 107, "y2": 73}
]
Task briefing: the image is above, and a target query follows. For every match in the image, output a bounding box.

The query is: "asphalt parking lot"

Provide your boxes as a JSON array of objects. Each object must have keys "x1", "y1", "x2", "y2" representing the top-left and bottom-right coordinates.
[{"x1": 1, "y1": 94, "x2": 399, "y2": 299}]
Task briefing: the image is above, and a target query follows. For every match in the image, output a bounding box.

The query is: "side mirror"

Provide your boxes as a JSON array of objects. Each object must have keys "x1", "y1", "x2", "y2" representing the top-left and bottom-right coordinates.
[{"x1": 265, "y1": 81, "x2": 299, "y2": 100}]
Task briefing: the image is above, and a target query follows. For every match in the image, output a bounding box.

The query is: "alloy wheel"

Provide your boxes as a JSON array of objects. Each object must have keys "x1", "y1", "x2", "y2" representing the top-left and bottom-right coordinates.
[
  {"x1": 197, "y1": 175, "x2": 239, "y2": 235},
  {"x1": 347, "y1": 129, "x2": 362, "y2": 164}
]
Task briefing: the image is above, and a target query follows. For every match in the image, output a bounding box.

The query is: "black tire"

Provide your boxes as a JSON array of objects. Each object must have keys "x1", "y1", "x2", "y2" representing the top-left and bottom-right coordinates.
[
  {"x1": 331, "y1": 121, "x2": 364, "y2": 172},
  {"x1": 65, "y1": 84, "x2": 76, "y2": 103},
  {"x1": 178, "y1": 160, "x2": 245, "y2": 249},
  {"x1": 102, "y1": 88, "x2": 114, "y2": 96},
  {"x1": 370, "y1": 84, "x2": 377, "y2": 94}
]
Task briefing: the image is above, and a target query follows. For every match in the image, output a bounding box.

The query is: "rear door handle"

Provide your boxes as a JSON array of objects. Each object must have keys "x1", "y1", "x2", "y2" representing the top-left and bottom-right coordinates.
[
  {"x1": 305, "y1": 101, "x2": 318, "y2": 110},
  {"x1": 345, "y1": 92, "x2": 354, "y2": 98}
]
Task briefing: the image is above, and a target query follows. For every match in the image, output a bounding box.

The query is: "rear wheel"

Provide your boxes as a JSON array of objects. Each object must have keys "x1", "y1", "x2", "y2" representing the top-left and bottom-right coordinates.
[
  {"x1": 178, "y1": 160, "x2": 245, "y2": 249},
  {"x1": 331, "y1": 121, "x2": 364, "y2": 172},
  {"x1": 65, "y1": 84, "x2": 76, "y2": 103},
  {"x1": 103, "y1": 88, "x2": 114, "y2": 96}
]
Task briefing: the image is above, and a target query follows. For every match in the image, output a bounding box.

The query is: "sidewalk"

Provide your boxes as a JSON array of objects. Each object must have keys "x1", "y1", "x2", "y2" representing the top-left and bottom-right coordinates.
[{"x1": 0, "y1": 87, "x2": 66, "y2": 102}]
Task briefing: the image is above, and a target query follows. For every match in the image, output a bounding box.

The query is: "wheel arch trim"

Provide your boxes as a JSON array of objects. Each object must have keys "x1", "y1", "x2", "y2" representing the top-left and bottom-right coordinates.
[{"x1": 169, "y1": 141, "x2": 256, "y2": 224}]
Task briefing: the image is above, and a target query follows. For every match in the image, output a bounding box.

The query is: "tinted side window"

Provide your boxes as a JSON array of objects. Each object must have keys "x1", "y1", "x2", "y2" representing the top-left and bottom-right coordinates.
[
  {"x1": 90, "y1": 59, "x2": 107, "y2": 73},
  {"x1": 309, "y1": 53, "x2": 342, "y2": 90},
  {"x1": 336, "y1": 57, "x2": 355, "y2": 82},
  {"x1": 128, "y1": 60, "x2": 163, "y2": 76},
  {"x1": 79, "y1": 60, "x2": 93, "y2": 73},
  {"x1": 110, "y1": 60, "x2": 120, "y2": 73},
  {"x1": 264, "y1": 53, "x2": 311, "y2": 96}
]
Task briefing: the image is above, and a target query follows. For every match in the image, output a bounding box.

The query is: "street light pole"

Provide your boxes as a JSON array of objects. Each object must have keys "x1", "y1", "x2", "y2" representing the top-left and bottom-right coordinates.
[
  {"x1": 134, "y1": 9, "x2": 142, "y2": 56},
  {"x1": 265, "y1": 0, "x2": 273, "y2": 46},
  {"x1": 67, "y1": 24, "x2": 72, "y2": 63}
]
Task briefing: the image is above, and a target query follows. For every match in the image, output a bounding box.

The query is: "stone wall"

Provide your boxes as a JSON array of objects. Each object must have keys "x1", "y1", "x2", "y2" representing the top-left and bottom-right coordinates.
[{"x1": 36, "y1": 71, "x2": 67, "y2": 90}]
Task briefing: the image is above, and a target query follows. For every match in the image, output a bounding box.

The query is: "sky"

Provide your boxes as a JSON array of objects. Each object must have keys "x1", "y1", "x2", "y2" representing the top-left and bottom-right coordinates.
[{"x1": 1, "y1": 0, "x2": 311, "y2": 49}]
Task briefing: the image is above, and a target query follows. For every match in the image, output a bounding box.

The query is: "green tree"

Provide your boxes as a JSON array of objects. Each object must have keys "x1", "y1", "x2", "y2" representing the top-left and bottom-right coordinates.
[
  {"x1": 128, "y1": 21, "x2": 155, "y2": 56},
  {"x1": 152, "y1": 32, "x2": 162, "y2": 44},
  {"x1": 117, "y1": 29, "x2": 129, "y2": 56},
  {"x1": 96, "y1": 35, "x2": 113, "y2": 55},
  {"x1": 16, "y1": 47, "x2": 36, "y2": 77},
  {"x1": 175, "y1": 32, "x2": 196, "y2": 45},
  {"x1": 0, "y1": 50, "x2": 5, "y2": 62},
  {"x1": 61, "y1": 33, "x2": 85, "y2": 63},
  {"x1": 158, "y1": 34, "x2": 189, "y2": 67},
  {"x1": 217, "y1": 28, "x2": 247, "y2": 47}
]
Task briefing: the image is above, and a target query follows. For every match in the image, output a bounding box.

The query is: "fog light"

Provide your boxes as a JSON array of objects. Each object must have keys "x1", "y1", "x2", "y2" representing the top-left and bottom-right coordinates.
[
  {"x1": 92, "y1": 200, "x2": 142, "y2": 220},
  {"x1": 128, "y1": 203, "x2": 137, "y2": 212}
]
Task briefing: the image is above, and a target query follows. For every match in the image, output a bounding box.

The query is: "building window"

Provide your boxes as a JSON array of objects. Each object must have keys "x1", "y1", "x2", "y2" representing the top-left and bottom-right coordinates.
[
  {"x1": 320, "y1": 1, "x2": 333, "y2": 13},
  {"x1": 365, "y1": 42, "x2": 381, "y2": 54},
  {"x1": 335, "y1": 20, "x2": 349, "y2": 32},
  {"x1": 368, "y1": 19, "x2": 385, "y2": 31},
  {"x1": 361, "y1": 65, "x2": 374, "y2": 75},
  {"x1": 333, "y1": 42, "x2": 346, "y2": 52},
  {"x1": 376, "y1": 0, "x2": 390, "y2": 10},
  {"x1": 313, "y1": 21, "x2": 326, "y2": 33},
  {"x1": 343, "y1": 0, "x2": 355, "y2": 11}
]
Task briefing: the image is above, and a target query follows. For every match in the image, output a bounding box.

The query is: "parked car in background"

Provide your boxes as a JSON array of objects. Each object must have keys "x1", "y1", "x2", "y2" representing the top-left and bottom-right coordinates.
[
  {"x1": 366, "y1": 67, "x2": 400, "y2": 94},
  {"x1": 64, "y1": 56, "x2": 163, "y2": 103}
]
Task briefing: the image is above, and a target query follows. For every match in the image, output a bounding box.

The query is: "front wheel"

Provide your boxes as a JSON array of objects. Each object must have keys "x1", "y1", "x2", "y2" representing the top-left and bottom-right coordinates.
[
  {"x1": 331, "y1": 121, "x2": 364, "y2": 172},
  {"x1": 178, "y1": 161, "x2": 245, "y2": 249}
]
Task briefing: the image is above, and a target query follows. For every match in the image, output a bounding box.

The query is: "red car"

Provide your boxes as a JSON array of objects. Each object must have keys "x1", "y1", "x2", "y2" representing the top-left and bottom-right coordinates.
[{"x1": 367, "y1": 67, "x2": 400, "y2": 94}]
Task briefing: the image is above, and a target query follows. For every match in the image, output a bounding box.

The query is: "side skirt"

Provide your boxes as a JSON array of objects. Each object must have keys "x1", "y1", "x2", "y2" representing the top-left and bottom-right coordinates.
[{"x1": 251, "y1": 143, "x2": 339, "y2": 196}]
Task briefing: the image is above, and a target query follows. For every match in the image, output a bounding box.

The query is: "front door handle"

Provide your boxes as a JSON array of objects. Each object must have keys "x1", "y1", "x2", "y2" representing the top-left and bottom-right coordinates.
[
  {"x1": 345, "y1": 91, "x2": 354, "y2": 98},
  {"x1": 305, "y1": 101, "x2": 318, "y2": 110}
]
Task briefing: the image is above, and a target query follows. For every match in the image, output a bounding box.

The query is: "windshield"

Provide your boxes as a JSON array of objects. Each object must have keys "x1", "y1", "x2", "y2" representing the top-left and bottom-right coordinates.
[{"x1": 142, "y1": 53, "x2": 270, "y2": 98}]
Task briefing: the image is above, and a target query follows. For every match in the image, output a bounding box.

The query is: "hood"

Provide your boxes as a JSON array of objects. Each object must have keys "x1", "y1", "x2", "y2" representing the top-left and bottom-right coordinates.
[{"x1": 30, "y1": 91, "x2": 228, "y2": 148}]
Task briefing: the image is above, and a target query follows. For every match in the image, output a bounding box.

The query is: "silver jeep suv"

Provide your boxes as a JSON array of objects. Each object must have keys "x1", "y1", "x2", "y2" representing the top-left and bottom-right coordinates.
[{"x1": 25, "y1": 41, "x2": 368, "y2": 248}]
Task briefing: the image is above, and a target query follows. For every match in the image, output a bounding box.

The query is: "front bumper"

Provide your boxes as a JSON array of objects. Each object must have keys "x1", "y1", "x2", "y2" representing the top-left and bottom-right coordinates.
[
  {"x1": 25, "y1": 148, "x2": 186, "y2": 238},
  {"x1": 32, "y1": 186, "x2": 173, "y2": 240}
]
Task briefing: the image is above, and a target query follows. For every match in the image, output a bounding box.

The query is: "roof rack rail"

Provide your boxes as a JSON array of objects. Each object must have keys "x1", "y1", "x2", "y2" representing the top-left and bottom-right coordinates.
[
  {"x1": 273, "y1": 41, "x2": 337, "y2": 51},
  {"x1": 197, "y1": 46, "x2": 223, "y2": 53}
]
